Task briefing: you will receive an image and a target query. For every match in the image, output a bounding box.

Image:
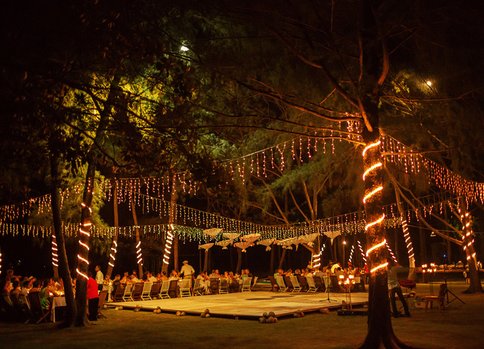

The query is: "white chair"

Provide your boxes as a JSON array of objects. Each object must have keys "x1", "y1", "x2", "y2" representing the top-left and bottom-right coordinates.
[
  {"x1": 275, "y1": 275, "x2": 287, "y2": 292},
  {"x1": 122, "y1": 283, "x2": 134, "y2": 302},
  {"x1": 241, "y1": 277, "x2": 252, "y2": 292},
  {"x1": 193, "y1": 279, "x2": 204, "y2": 296},
  {"x1": 179, "y1": 279, "x2": 192, "y2": 297},
  {"x1": 289, "y1": 275, "x2": 301, "y2": 292},
  {"x1": 159, "y1": 280, "x2": 171, "y2": 299},
  {"x1": 141, "y1": 282, "x2": 153, "y2": 300},
  {"x1": 305, "y1": 275, "x2": 317, "y2": 292}
]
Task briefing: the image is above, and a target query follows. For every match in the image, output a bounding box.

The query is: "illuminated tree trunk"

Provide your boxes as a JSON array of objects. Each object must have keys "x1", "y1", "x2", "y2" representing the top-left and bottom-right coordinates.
[
  {"x1": 458, "y1": 199, "x2": 483, "y2": 294},
  {"x1": 51, "y1": 234, "x2": 59, "y2": 279},
  {"x1": 75, "y1": 168, "x2": 95, "y2": 327},
  {"x1": 105, "y1": 179, "x2": 119, "y2": 280},
  {"x1": 358, "y1": 0, "x2": 411, "y2": 345},
  {"x1": 395, "y1": 190, "x2": 416, "y2": 280},
  {"x1": 162, "y1": 177, "x2": 177, "y2": 274},
  {"x1": 50, "y1": 150, "x2": 76, "y2": 327},
  {"x1": 131, "y1": 198, "x2": 143, "y2": 278},
  {"x1": 75, "y1": 74, "x2": 120, "y2": 326}
]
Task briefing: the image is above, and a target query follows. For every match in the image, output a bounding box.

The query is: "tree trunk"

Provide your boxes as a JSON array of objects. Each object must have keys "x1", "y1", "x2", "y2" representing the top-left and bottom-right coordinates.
[
  {"x1": 270, "y1": 246, "x2": 275, "y2": 274},
  {"x1": 131, "y1": 198, "x2": 143, "y2": 278},
  {"x1": 174, "y1": 236, "x2": 179, "y2": 272},
  {"x1": 75, "y1": 74, "x2": 120, "y2": 326},
  {"x1": 203, "y1": 249, "x2": 209, "y2": 272},
  {"x1": 50, "y1": 151, "x2": 76, "y2": 327},
  {"x1": 162, "y1": 177, "x2": 177, "y2": 274},
  {"x1": 106, "y1": 179, "x2": 119, "y2": 280},
  {"x1": 51, "y1": 234, "x2": 59, "y2": 279},
  {"x1": 458, "y1": 199, "x2": 483, "y2": 294},
  {"x1": 419, "y1": 226, "x2": 426, "y2": 266},
  {"x1": 75, "y1": 164, "x2": 95, "y2": 327},
  {"x1": 358, "y1": 1, "x2": 410, "y2": 344},
  {"x1": 395, "y1": 190, "x2": 416, "y2": 280},
  {"x1": 278, "y1": 248, "x2": 287, "y2": 270},
  {"x1": 236, "y1": 248, "x2": 242, "y2": 274}
]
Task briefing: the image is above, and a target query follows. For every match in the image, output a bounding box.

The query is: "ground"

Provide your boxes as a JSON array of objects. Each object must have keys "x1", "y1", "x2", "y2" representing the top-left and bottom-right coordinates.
[{"x1": 2, "y1": 282, "x2": 483, "y2": 349}]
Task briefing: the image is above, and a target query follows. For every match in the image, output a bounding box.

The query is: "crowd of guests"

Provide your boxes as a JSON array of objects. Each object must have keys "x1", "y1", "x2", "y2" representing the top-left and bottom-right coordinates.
[
  {"x1": 0, "y1": 269, "x2": 64, "y2": 322},
  {"x1": 0, "y1": 265, "x2": 107, "y2": 323},
  {"x1": 105, "y1": 262, "x2": 254, "y2": 297},
  {"x1": 274, "y1": 261, "x2": 367, "y2": 281}
]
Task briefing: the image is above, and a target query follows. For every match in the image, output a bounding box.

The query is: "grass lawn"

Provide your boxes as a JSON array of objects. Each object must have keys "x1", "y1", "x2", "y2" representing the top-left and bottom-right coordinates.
[{"x1": 2, "y1": 282, "x2": 482, "y2": 349}]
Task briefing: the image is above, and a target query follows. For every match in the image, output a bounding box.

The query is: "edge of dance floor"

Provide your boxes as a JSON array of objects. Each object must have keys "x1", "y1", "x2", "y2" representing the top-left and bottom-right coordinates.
[{"x1": 110, "y1": 291, "x2": 368, "y2": 320}]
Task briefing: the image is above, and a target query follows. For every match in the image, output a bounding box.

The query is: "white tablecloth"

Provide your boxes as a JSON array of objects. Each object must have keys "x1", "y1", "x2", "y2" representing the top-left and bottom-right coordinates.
[{"x1": 51, "y1": 296, "x2": 66, "y2": 322}]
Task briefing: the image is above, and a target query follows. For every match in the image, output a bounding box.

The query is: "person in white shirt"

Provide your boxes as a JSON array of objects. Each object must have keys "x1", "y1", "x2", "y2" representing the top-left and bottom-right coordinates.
[
  {"x1": 95, "y1": 265, "x2": 104, "y2": 291},
  {"x1": 180, "y1": 260, "x2": 195, "y2": 279},
  {"x1": 388, "y1": 260, "x2": 410, "y2": 318}
]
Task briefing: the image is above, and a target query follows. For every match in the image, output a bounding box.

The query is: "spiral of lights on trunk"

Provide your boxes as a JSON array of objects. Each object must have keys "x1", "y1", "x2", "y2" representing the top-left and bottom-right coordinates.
[
  {"x1": 163, "y1": 224, "x2": 175, "y2": 265},
  {"x1": 76, "y1": 202, "x2": 92, "y2": 280},
  {"x1": 51, "y1": 234, "x2": 59, "y2": 268},
  {"x1": 362, "y1": 139, "x2": 387, "y2": 274},
  {"x1": 108, "y1": 240, "x2": 117, "y2": 268},
  {"x1": 357, "y1": 240, "x2": 367, "y2": 265},
  {"x1": 136, "y1": 239, "x2": 143, "y2": 267},
  {"x1": 401, "y1": 218, "x2": 415, "y2": 261}
]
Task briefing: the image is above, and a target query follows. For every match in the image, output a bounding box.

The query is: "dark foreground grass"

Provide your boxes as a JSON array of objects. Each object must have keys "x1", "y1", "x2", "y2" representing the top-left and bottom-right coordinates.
[{"x1": 2, "y1": 282, "x2": 482, "y2": 349}]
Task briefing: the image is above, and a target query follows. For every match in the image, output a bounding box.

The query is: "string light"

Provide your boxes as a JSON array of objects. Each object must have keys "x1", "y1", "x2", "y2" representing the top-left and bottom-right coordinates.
[
  {"x1": 76, "y1": 202, "x2": 91, "y2": 281},
  {"x1": 371, "y1": 262, "x2": 388, "y2": 274},
  {"x1": 162, "y1": 225, "x2": 175, "y2": 265},
  {"x1": 363, "y1": 186, "x2": 383, "y2": 204},
  {"x1": 362, "y1": 137, "x2": 387, "y2": 275},
  {"x1": 381, "y1": 135, "x2": 484, "y2": 203},
  {"x1": 348, "y1": 244, "x2": 355, "y2": 263},
  {"x1": 108, "y1": 240, "x2": 117, "y2": 268},
  {"x1": 385, "y1": 241, "x2": 398, "y2": 263},
  {"x1": 365, "y1": 214, "x2": 385, "y2": 231},
  {"x1": 366, "y1": 239, "x2": 386, "y2": 257},
  {"x1": 362, "y1": 162, "x2": 382, "y2": 181},
  {"x1": 357, "y1": 240, "x2": 367, "y2": 265},
  {"x1": 51, "y1": 235, "x2": 59, "y2": 268},
  {"x1": 136, "y1": 240, "x2": 143, "y2": 267},
  {"x1": 401, "y1": 218, "x2": 415, "y2": 261}
]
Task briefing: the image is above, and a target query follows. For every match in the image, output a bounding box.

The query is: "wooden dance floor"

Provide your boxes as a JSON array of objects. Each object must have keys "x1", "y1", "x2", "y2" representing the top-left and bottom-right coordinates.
[{"x1": 110, "y1": 291, "x2": 368, "y2": 319}]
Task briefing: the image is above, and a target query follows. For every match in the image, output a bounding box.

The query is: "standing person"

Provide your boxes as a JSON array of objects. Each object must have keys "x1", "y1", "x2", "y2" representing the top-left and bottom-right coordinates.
[
  {"x1": 95, "y1": 265, "x2": 104, "y2": 292},
  {"x1": 180, "y1": 260, "x2": 195, "y2": 279},
  {"x1": 388, "y1": 259, "x2": 410, "y2": 318},
  {"x1": 87, "y1": 271, "x2": 99, "y2": 321}
]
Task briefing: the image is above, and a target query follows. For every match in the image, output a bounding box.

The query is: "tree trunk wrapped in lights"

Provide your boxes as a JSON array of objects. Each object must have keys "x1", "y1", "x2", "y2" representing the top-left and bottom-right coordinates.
[
  {"x1": 360, "y1": 130, "x2": 403, "y2": 348},
  {"x1": 75, "y1": 173, "x2": 94, "y2": 326},
  {"x1": 457, "y1": 199, "x2": 483, "y2": 294},
  {"x1": 395, "y1": 190, "x2": 416, "y2": 280},
  {"x1": 50, "y1": 150, "x2": 77, "y2": 327},
  {"x1": 162, "y1": 175, "x2": 178, "y2": 275},
  {"x1": 51, "y1": 233, "x2": 59, "y2": 279},
  {"x1": 106, "y1": 178, "x2": 119, "y2": 280},
  {"x1": 131, "y1": 198, "x2": 143, "y2": 278}
]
